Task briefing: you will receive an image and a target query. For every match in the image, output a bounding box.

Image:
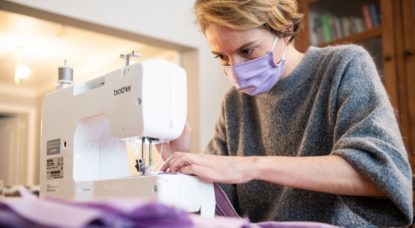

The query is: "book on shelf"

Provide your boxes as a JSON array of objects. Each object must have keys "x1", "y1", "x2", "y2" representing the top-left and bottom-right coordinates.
[
  {"x1": 362, "y1": 4, "x2": 373, "y2": 29},
  {"x1": 352, "y1": 17, "x2": 365, "y2": 34},
  {"x1": 321, "y1": 14, "x2": 332, "y2": 42},
  {"x1": 369, "y1": 3, "x2": 380, "y2": 26},
  {"x1": 332, "y1": 17, "x2": 342, "y2": 40},
  {"x1": 362, "y1": 3, "x2": 381, "y2": 29},
  {"x1": 341, "y1": 17, "x2": 351, "y2": 38}
]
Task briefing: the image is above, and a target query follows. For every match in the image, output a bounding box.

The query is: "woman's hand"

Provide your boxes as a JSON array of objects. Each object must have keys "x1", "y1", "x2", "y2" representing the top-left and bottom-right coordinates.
[
  {"x1": 160, "y1": 152, "x2": 255, "y2": 184},
  {"x1": 156, "y1": 121, "x2": 192, "y2": 160}
]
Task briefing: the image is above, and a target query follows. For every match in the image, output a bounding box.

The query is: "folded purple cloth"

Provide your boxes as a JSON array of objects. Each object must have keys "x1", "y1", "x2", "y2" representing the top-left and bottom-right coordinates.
[
  {"x1": 0, "y1": 187, "x2": 192, "y2": 228},
  {"x1": 0, "y1": 206, "x2": 37, "y2": 228},
  {"x1": 0, "y1": 186, "x2": 337, "y2": 228}
]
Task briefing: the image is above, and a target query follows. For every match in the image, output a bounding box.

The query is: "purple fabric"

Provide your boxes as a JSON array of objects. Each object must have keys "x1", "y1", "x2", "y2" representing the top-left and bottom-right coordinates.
[
  {"x1": 0, "y1": 187, "x2": 192, "y2": 228},
  {"x1": 0, "y1": 186, "x2": 338, "y2": 228},
  {"x1": 214, "y1": 183, "x2": 240, "y2": 217},
  {"x1": 0, "y1": 205, "x2": 37, "y2": 228},
  {"x1": 45, "y1": 197, "x2": 193, "y2": 227},
  {"x1": 82, "y1": 201, "x2": 193, "y2": 228}
]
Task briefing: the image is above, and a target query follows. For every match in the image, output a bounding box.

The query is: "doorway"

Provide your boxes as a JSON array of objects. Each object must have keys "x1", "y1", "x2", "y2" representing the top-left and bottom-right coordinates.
[{"x1": 0, "y1": 113, "x2": 28, "y2": 186}]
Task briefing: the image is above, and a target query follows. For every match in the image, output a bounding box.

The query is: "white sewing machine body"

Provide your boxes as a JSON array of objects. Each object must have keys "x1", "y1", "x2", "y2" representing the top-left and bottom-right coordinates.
[{"x1": 40, "y1": 59, "x2": 215, "y2": 217}]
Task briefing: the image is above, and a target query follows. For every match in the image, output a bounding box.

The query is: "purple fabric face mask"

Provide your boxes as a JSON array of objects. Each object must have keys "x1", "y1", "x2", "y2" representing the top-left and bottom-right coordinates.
[{"x1": 224, "y1": 36, "x2": 287, "y2": 96}]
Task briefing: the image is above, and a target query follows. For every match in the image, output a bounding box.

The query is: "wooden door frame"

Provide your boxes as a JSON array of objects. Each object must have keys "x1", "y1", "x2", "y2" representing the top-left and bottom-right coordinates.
[{"x1": 401, "y1": 0, "x2": 415, "y2": 166}]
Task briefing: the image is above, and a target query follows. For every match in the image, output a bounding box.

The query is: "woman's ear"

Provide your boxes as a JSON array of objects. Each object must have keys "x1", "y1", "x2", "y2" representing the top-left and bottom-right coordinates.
[
  {"x1": 284, "y1": 26, "x2": 294, "y2": 44},
  {"x1": 283, "y1": 36, "x2": 292, "y2": 45}
]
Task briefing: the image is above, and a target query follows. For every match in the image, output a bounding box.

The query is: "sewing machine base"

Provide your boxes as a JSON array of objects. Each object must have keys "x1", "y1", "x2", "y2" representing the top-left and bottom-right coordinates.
[{"x1": 74, "y1": 173, "x2": 215, "y2": 217}]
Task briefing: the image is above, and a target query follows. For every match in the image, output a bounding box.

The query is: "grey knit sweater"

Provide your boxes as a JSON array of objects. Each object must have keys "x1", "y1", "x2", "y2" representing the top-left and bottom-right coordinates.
[{"x1": 205, "y1": 45, "x2": 413, "y2": 227}]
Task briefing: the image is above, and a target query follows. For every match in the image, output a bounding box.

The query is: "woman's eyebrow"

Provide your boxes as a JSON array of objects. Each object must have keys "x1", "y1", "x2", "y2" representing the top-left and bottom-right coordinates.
[
  {"x1": 211, "y1": 41, "x2": 258, "y2": 56},
  {"x1": 211, "y1": 50, "x2": 222, "y2": 56},
  {"x1": 236, "y1": 41, "x2": 257, "y2": 52}
]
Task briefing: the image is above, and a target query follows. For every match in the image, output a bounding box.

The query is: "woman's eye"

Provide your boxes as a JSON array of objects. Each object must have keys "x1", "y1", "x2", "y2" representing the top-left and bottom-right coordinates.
[
  {"x1": 214, "y1": 54, "x2": 228, "y2": 64},
  {"x1": 240, "y1": 48, "x2": 254, "y2": 56},
  {"x1": 214, "y1": 54, "x2": 223, "y2": 60}
]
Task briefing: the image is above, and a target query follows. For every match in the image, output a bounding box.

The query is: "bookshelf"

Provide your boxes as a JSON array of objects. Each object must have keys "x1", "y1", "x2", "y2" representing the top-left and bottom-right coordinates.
[
  {"x1": 317, "y1": 27, "x2": 381, "y2": 47},
  {"x1": 297, "y1": 0, "x2": 384, "y2": 78},
  {"x1": 307, "y1": 0, "x2": 381, "y2": 46},
  {"x1": 296, "y1": 0, "x2": 415, "y2": 206}
]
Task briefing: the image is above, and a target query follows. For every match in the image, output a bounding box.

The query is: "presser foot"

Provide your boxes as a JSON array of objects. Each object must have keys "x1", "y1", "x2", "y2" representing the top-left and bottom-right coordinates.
[
  {"x1": 135, "y1": 159, "x2": 150, "y2": 175},
  {"x1": 134, "y1": 137, "x2": 158, "y2": 176}
]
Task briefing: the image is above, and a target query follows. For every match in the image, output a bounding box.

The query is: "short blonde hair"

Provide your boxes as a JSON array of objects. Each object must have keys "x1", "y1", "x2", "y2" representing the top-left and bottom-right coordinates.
[{"x1": 195, "y1": 0, "x2": 303, "y2": 42}]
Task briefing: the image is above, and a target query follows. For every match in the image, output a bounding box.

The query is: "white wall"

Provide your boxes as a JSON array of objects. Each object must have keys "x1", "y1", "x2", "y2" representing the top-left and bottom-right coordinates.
[{"x1": 9, "y1": 0, "x2": 231, "y2": 151}]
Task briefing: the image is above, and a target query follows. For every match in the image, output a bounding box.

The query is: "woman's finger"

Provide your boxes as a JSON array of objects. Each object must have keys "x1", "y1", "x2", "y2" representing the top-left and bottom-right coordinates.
[
  {"x1": 168, "y1": 156, "x2": 192, "y2": 172},
  {"x1": 160, "y1": 152, "x2": 188, "y2": 172},
  {"x1": 160, "y1": 154, "x2": 174, "y2": 171}
]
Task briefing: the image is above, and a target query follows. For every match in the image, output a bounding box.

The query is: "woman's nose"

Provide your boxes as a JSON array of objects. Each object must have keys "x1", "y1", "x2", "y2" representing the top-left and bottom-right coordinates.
[{"x1": 229, "y1": 56, "x2": 245, "y2": 66}]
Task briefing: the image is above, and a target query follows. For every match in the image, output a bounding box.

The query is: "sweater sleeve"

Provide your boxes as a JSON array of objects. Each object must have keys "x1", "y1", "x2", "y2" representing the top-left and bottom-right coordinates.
[{"x1": 330, "y1": 46, "x2": 413, "y2": 226}]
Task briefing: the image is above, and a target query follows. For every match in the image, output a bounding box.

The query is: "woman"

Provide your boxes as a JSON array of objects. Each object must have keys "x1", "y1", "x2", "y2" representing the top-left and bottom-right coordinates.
[{"x1": 159, "y1": 0, "x2": 413, "y2": 226}]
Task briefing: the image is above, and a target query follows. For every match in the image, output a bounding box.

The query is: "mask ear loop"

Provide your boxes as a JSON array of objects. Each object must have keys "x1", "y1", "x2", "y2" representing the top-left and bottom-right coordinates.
[
  {"x1": 271, "y1": 36, "x2": 288, "y2": 65},
  {"x1": 279, "y1": 45, "x2": 288, "y2": 63},
  {"x1": 270, "y1": 36, "x2": 279, "y2": 51}
]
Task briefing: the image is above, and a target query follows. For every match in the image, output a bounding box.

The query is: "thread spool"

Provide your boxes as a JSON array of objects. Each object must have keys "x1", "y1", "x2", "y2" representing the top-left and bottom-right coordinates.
[{"x1": 57, "y1": 59, "x2": 73, "y2": 89}]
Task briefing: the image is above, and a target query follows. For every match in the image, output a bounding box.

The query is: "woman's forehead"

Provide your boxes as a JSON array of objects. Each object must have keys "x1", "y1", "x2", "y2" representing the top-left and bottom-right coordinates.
[{"x1": 205, "y1": 25, "x2": 271, "y2": 51}]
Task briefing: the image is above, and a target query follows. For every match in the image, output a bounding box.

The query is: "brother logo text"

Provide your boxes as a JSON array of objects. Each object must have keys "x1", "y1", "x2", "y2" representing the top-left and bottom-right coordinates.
[{"x1": 113, "y1": 85, "x2": 132, "y2": 96}]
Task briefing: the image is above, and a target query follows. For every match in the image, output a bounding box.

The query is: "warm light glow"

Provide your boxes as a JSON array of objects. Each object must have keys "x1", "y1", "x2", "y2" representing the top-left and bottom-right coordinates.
[{"x1": 14, "y1": 64, "x2": 31, "y2": 84}]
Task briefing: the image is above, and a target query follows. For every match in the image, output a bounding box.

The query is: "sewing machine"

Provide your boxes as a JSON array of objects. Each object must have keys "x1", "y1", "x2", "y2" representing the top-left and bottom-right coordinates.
[{"x1": 39, "y1": 53, "x2": 215, "y2": 217}]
